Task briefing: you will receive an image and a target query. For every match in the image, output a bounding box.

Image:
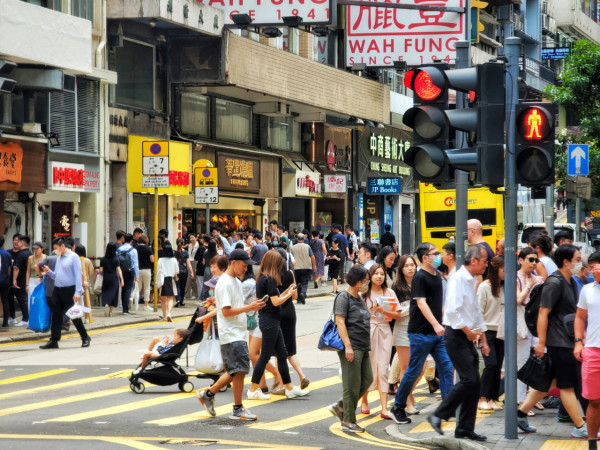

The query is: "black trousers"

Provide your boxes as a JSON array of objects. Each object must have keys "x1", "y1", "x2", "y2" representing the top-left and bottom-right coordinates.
[
  {"x1": 435, "y1": 327, "x2": 480, "y2": 432},
  {"x1": 251, "y1": 313, "x2": 291, "y2": 385},
  {"x1": 177, "y1": 273, "x2": 188, "y2": 302},
  {"x1": 50, "y1": 286, "x2": 88, "y2": 342},
  {"x1": 121, "y1": 272, "x2": 135, "y2": 313},
  {"x1": 295, "y1": 269, "x2": 312, "y2": 304},
  {"x1": 7, "y1": 286, "x2": 15, "y2": 319},
  {"x1": 0, "y1": 286, "x2": 9, "y2": 326},
  {"x1": 480, "y1": 330, "x2": 504, "y2": 401},
  {"x1": 13, "y1": 284, "x2": 28, "y2": 321}
]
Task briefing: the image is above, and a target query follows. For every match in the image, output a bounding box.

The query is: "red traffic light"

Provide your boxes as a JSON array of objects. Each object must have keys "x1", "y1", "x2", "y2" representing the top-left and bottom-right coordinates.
[
  {"x1": 517, "y1": 106, "x2": 552, "y2": 141},
  {"x1": 413, "y1": 71, "x2": 442, "y2": 101}
]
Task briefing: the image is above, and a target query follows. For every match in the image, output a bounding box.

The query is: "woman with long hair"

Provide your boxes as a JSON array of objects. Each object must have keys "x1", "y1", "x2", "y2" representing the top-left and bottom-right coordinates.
[
  {"x1": 175, "y1": 237, "x2": 193, "y2": 307},
  {"x1": 246, "y1": 250, "x2": 308, "y2": 400},
  {"x1": 200, "y1": 236, "x2": 217, "y2": 300},
  {"x1": 376, "y1": 246, "x2": 397, "y2": 286},
  {"x1": 477, "y1": 255, "x2": 505, "y2": 411},
  {"x1": 388, "y1": 254, "x2": 422, "y2": 414},
  {"x1": 26, "y1": 241, "x2": 46, "y2": 316},
  {"x1": 529, "y1": 233, "x2": 557, "y2": 280},
  {"x1": 100, "y1": 242, "x2": 124, "y2": 317},
  {"x1": 360, "y1": 263, "x2": 401, "y2": 419},
  {"x1": 156, "y1": 243, "x2": 179, "y2": 322}
]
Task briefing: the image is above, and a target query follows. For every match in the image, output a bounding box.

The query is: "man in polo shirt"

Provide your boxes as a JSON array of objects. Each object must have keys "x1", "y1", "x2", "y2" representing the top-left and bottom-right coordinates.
[
  {"x1": 291, "y1": 233, "x2": 317, "y2": 305},
  {"x1": 39, "y1": 237, "x2": 90, "y2": 349}
]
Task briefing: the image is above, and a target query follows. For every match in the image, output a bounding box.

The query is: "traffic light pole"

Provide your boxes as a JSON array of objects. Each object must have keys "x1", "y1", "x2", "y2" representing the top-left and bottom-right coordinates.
[
  {"x1": 504, "y1": 36, "x2": 521, "y2": 440},
  {"x1": 546, "y1": 186, "x2": 554, "y2": 237},
  {"x1": 454, "y1": 40, "x2": 470, "y2": 269}
]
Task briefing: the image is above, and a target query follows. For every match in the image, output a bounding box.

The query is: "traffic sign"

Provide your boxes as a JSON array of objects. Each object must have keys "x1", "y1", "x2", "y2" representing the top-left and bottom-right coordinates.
[
  {"x1": 142, "y1": 176, "x2": 169, "y2": 188},
  {"x1": 194, "y1": 167, "x2": 218, "y2": 187},
  {"x1": 568, "y1": 144, "x2": 589, "y2": 176},
  {"x1": 195, "y1": 186, "x2": 219, "y2": 204},
  {"x1": 142, "y1": 141, "x2": 169, "y2": 157},
  {"x1": 142, "y1": 156, "x2": 169, "y2": 176}
]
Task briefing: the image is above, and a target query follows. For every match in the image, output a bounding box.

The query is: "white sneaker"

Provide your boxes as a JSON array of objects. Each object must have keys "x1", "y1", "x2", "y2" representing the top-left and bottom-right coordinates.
[
  {"x1": 285, "y1": 386, "x2": 309, "y2": 398},
  {"x1": 7, "y1": 318, "x2": 15, "y2": 325},
  {"x1": 145, "y1": 305, "x2": 153, "y2": 311},
  {"x1": 571, "y1": 423, "x2": 588, "y2": 439},
  {"x1": 15, "y1": 321, "x2": 28, "y2": 327},
  {"x1": 247, "y1": 389, "x2": 270, "y2": 400},
  {"x1": 104, "y1": 305, "x2": 109, "y2": 317}
]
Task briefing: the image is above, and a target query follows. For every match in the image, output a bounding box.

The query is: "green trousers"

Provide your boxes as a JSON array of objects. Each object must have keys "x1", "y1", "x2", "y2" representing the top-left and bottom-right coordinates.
[{"x1": 337, "y1": 349, "x2": 373, "y2": 423}]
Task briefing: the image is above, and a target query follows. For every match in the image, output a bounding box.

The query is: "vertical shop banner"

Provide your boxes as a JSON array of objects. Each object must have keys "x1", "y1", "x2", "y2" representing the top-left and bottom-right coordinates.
[
  {"x1": 346, "y1": 0, "x2": 465, "y2": 67},
  {"x1": 358, "y1": 193, "x2": 364, "y2": 242},
  {"x1": 384, "y1": 201, "x2": 394, "y2": 235},
  {"x1": 370, "y1": 219, "x2": 380, "y2": 244},
  {"x1": 0, "y1": 141, "x2": 23, "y2": 183},
  {"x1": 51, "y1": 202, "x2": 73, "y2": 239}
]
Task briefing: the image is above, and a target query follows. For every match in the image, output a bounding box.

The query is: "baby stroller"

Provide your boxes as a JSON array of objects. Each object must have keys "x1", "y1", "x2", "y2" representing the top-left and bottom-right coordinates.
[{"x1": 129, "y1": 323, "x2": 203, "y2": 394}]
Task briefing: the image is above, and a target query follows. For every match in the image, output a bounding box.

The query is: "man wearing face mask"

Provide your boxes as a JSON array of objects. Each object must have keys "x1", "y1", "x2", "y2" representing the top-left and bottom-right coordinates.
[{"x1": 390, "y1": 243, "x2": 454, "y2": 425}]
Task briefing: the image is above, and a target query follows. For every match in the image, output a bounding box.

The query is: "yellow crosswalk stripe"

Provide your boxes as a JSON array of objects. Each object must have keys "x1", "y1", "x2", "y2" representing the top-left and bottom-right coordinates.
[
  {"x1": 46, "y1": 391, "x2": 194, "y2": 422},
  {"x1": 0, "y1": 368, "x2": 74, "y2": 385},
  {"x1": 0, "y1": 369, "x2": 130, "y2": 401},
  {"x1": 0, "y1": 386, "x2": 129, "y2": 417},
  {"x1": 147, "y1": 375, "x2": 340, "y2": 425},
  {"x1": 540, "y1": 440, "x2": 588, "y2": 450}
]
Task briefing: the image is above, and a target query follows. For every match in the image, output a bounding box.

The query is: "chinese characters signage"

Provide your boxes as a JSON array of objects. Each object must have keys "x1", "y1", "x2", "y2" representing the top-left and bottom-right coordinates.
[
  {"x1": 0, "y1": 141, "x2": 23, "y2": 184},
  {"x1": 51, "y1": 162, "x2": 85, "y2": 192},
  {"x1": 346, "y1": 0, "x2": 465, "y2": 67},
  {"x1": 296, "y1": 170, "x2": 322, "y2": 197},
  {"x1": 51, "y1": 201, "x2": 72, "y2": 239},
  {"x1": 368, "y1": 133, "x2": 411, "y2": 176},
  {"x1": 324, "y1": 175, "x2": 346, "y2": 193},
  {"x1": 217, "y1": 154, "x2": 260, "y2": 192},
  {"x1": 367, "y1": 177, "x2": 401, "y2": 195}
]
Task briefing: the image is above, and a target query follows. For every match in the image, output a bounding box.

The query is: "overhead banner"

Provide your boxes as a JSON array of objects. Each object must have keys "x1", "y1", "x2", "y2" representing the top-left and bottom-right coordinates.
[
  {"x1": 198, "y1": 0, "x2": 335, "y2": 26},
  {"x1": 346, "y1": 0, "x2": 465, "y2": 67}
]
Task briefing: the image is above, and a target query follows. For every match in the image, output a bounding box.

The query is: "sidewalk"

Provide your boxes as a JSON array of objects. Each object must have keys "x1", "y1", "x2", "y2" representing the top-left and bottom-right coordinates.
[{"x1": 0, "y1": 280, "x2": 341, "y2": 344}]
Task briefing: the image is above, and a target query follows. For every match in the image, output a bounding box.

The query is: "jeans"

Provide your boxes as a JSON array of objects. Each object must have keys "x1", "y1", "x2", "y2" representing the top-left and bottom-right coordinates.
[
  {"x1": 435, "y1": 328, "x2": 480, "y2": 432},
  {"x1": 251, "y1": 313, "x2": 292, "y2": 385},
  {"x1": 393, "y1": 332, "x2": 454, "y2": 409},
  {"x1": 121, "y1": 272, "x2": 135, "y2": 313},
  {"x1": 481, "y1": 330, "x2": 504, "y2": 401},
  {"x1": 335, "y1": 349, "x2": 373, "y2": 423},
  {"x1": 295, "y1": 269, "x2": 312, "y2": 304}
]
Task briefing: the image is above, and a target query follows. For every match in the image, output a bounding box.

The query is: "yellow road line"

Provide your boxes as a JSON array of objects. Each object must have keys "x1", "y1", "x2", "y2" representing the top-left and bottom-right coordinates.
[
  {"x1": 147, "y1": 375, "x2": 340, "y2": 425},
  {"x1": 0, "y1": 386, "x2": 129, "y2": 417},
  {"x1": 408, "y1": 408, "x2": 494, "y2": 433},
  {"x1": 0, "y1": 368, "x2": 74, "y2": 385},
  {"x1": 539, "y1": 441, "x2": 588, "y2": 450},
  {"x1": 328, "y1": 421, "x2": 419, "y2": 449},
  {"x1": 0, "y1": 369, "x2": 131, "y2": 400},
  {"x1": 46, "y1": 391, "x2": 194, "y2": 422},
  {"x1": 98, "y1": 437, "x2": 165, "y2": 450},
  {"x1": 0, "y1": 434, "x2": 321, "y2": 449},
  {"x1": 0, "y1": 316, "x2": 190, "y2": 347}
]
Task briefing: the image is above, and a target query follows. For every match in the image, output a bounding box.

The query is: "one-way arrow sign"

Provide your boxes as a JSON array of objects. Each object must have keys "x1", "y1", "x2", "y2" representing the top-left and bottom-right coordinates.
[{"x1": 568, "y1": 144, "x2": 589, "y2": 176}]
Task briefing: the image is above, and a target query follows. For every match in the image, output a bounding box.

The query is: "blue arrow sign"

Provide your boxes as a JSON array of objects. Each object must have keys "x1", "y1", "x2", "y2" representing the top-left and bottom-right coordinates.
[{"x1": 568, "y1": 144, "x2": 589, "y2": 176}]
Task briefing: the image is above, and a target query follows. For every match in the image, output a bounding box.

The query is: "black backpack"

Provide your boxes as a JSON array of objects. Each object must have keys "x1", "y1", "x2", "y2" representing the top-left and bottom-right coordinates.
[
  {"x1": 118, "y1": 247, "x2": 133, "y2": 273},
  {"x1": 524, "y1": 273, "x2": 559, "y2": 337}
]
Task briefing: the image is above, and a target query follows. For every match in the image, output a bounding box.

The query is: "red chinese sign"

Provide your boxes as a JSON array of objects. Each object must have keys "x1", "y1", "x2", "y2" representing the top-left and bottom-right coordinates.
[{"x1": 346, "y1": 0, "x2": 465, "y2": 67}]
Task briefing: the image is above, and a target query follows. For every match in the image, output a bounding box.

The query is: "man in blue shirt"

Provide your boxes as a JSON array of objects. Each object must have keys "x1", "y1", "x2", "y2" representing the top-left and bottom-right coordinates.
[
  {"x1": 40, "y1": 237, "x2": 90, "y2": 349},
  {"x1": 117, "y1": 231, "x2": 139, "y2": 315},
  {"x1": 332, "y1": 224, "x2": 350, "y2": 282},
  {"x1": 212, "y1": 226, "x2": 231, "y2": 256}
]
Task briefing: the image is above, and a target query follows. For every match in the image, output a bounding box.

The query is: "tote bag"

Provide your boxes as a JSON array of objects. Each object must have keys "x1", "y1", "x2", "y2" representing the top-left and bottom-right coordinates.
[
  {"x1": 29, "y1": 281, "x2": 51, "y2": 333},
  {"x1": 194, "y1": 320, "x2": 224, "y2": 374},
  {"x1": 317, "y1": 293, "x2": 345, "y2": 351}
]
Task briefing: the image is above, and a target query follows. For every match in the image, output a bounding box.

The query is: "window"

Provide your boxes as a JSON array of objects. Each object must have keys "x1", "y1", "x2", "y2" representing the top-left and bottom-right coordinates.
[
  {"x1": 181, "y1": 93, "x2": 209, "y2": 137},
  {"x1": 267, "y1": 116, "x2": 293, "y2": 151},
  {"x1": 215, "y1": 98, "x2": 251, "y2": 144},
  {"x1": 71, "y1": 0, "x2": 93, "y2": 21},
  {"x1": 114, "y1": 39, "x2": 155, "y2": 110}
]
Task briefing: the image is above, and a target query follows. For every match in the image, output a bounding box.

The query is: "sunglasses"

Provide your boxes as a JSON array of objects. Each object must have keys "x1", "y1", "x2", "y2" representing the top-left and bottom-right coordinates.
[{"x1": 526, "y1": 257, "x2": 539, "y2": 263}]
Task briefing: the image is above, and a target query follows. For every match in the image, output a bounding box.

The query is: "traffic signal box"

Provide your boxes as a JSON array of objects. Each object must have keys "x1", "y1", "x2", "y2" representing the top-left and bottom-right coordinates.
[
  {"x1": 515, "y1": 102, "x2": 556, "y2": 187},
  {"x1": 403, "y1": 62, "x2": 505, "y2": 187}
]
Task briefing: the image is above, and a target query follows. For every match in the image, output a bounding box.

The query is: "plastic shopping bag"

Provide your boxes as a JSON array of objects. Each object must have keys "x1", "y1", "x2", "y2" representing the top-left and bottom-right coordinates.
[
  {"x1": 29, "y1": 281, "x2": 51, "y2": 333},
  {"x1": 194, "y1": 320, "x2": 224, "y2": 374}
]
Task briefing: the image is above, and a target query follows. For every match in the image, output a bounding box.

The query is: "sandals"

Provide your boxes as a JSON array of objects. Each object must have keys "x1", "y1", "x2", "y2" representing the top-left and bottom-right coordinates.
[
  {"x1": 360, "y1": 407, "x2": 370, "y2": 415},
  {"x1": 534, "y1": 402, "x2": 545, "y2": 411}
]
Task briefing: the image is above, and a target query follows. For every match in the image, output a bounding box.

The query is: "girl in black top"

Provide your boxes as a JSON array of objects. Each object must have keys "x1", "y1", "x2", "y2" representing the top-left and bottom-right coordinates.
[
  {"x1": 199, "y1": 236, "x2": 216, "y2": 300},
  {"x1": 246, "y1": 250, "x2": 308, "y2": 400}
]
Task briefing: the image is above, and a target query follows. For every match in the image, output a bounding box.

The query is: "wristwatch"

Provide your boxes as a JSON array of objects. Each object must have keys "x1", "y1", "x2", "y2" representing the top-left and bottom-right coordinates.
[{"x1": 574, "y1": 338, "x2": 584, "y2": 344}]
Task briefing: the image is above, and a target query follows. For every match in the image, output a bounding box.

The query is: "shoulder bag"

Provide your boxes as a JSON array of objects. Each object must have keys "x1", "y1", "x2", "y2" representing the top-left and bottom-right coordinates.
[{"x1": 317, "y1": 293, "x2": 345, "y2": 351}]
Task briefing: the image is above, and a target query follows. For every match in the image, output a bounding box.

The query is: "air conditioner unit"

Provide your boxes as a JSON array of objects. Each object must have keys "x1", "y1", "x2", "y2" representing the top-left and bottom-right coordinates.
[
  {"x1": 253, "y1": 101, "x2": 291, "y2": 116},
  {"x1": 542, "y1": 15, "x2": 550, "y2": 30}
]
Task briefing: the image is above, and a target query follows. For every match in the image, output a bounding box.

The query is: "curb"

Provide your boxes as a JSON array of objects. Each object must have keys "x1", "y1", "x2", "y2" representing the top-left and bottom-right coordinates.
[{"x1": 385, "y1": 425, "x2": 489, "y2": 450}]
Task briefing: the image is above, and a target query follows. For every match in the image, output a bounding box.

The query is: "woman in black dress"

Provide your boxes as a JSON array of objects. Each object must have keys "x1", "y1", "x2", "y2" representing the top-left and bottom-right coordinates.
[
  {"x1": 200, "y1": 236, "x2": 217, "y2": 300},
  {"x1": 175, "y1": 238, "x2": 193, "y2": 307},
  {"x1": 100, "y1": 242, "x2": 124, "y2": 317}
]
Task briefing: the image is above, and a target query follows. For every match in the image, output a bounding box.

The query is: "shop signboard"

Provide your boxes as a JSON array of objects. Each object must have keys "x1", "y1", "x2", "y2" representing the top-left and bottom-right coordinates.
[
  {"x1": 296, "y1": 169, "x2": 322, "y2": 197},
  {"x1": 214, "y1": 0, "x2": 335, "y2": 26},
  {"x1": 0, "y1": 141, "x2": 23, "y2": 184},
  {"x1": 346, "y1": 0, "x2": 465, "y2": 67},
  {"x1": 370, "y1": 219, "x2": 380, "y2": 244},
  {"x1": 50, "y1": 162, "x2": 85, "y2": 192},
  {"x1": 358, "y1": 193, "x2": 364, "y2": 241},
  {"x1": 217, "y1": 154, "x2": 260, "y2": 192},
  {"x1": 51, "y1": 201, "x2": 73, "y2": 239},
  {"x1": 324, "y1": 174, "x2": 346, "y2": 193},
  {"x1": 367, "y1": 177, "x2": 401, "y2": 195}
]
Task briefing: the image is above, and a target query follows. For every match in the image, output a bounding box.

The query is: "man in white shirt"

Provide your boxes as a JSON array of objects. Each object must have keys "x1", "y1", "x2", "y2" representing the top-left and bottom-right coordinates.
[
  {"x1": 196, "y1": 249, "x2": 265, "y2": 421},
  {"x1": 575, "y1": 250, "x2": 600, "y2": 450},
  {"x1": 427, "y1": 244, "x2": 490, "y2": 442}
]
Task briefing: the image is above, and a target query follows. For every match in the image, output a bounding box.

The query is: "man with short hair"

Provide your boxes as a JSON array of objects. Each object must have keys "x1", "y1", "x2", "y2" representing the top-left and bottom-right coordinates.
[
  {"x1": 40, "y1": 237, "x2": 91, "y2": 349},
  {"x1": 467, "y1": 219, "x2": 494, "y2": 280},
  {"x1": 132, "y1": 227, "x2": 144, "y2": 248},
  {"x1": 197, "y1": 249, "x2": 265, "y2": 421},
  {"x1": 357, "y1": 243, "x2": 376, "y2": 271},
  {"x1": 345, "y1": 225, "x2": 358, "y2": 263},
  {"x1": 380, "y1": 224, "x2": 398, "y2": 252},
  {"x1": 269, "y1": 220, "x2": 278, "y2": 234},
  {"x1": 212, "y1": 227, "x2": 232, "y2": 256},
  {"x1": 496, "y1": 238, "x2": 505, "y2": 256},
  {"x1": 250, "y1": 233, "x2": 268, "y2": 266},
  {"x1": 575, "y1": 250, "x2": 600, "y2": 450},
  {"x1": 12, "y1": 235, "x2": 31, "y2": 327},
  {"x1": 332, "y1": 224, "x2": 350, "y2": 280},
  {"x1": 427, "y1": 244, "x2": 490, "y2": 442},
  {"x1": 291, "y1": 233, "x2": 317, "y2": 305},
  {"x1": 441, "y1": 242, "x2": 457, "y2": 279},
  {"x1": 277, "y1": 225, "x2": 289, "y2": 246},
  {"x1": 117, "y1": 232, "x2": 139, "y2": 315}
]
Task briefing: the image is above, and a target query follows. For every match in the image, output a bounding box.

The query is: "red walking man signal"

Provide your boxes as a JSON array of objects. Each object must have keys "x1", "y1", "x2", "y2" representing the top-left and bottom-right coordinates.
[{"x1": 525, "y1": 108, "x2": 543, "y2": 140}]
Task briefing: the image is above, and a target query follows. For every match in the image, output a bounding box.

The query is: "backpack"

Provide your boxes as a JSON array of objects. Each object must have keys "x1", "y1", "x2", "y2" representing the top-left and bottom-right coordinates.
[
  {"x1": 524, "y1": 273, "x2": 559, "y2": 337},
  {"x1": 118, "y1": 247, "x2": 133, "y2": 273}
]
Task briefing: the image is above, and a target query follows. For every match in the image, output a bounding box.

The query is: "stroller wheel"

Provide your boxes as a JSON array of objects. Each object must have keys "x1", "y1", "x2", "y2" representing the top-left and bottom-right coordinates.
[
  {"x1": 179, "y1": 381, "x2": 194, "y2": 393},
  {"x1": 219, "y1": 384, "x2": 230, "y2": 393},
  {"x1": 130, "y1": 382, "x2": 145, "y2": 394}
]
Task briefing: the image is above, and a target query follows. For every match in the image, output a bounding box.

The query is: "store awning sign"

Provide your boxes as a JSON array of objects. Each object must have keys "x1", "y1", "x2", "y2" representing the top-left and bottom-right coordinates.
[
  {"x1": 367, "y1": 177, "x2": 401, "y2": 195},
  {"x1": 0, "y1": 141, "x2": 23, "y2": 184}
]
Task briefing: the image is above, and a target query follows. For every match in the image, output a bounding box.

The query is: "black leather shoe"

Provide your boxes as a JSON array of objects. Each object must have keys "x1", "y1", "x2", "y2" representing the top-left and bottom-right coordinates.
[
  {"x1": 81, "y1": 337, "x2": 91, "y2": 347},
  {"x1": 40, "y1": 340, "x2": 59, "y2": 349},
  {"x1": 455, "y1": 428, "x2": 487, "y2": 441},
  {"x1": 427, "y1": 414, "x2": 443, "y2": 435}
]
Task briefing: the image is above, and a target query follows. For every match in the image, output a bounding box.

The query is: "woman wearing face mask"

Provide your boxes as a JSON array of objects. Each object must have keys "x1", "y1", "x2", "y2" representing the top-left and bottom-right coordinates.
[
  {"x1": 327, "y1": 264, "x2": 372, "y2": 433},
  {"x1": 360, "y1": 264, "x2": 401, "y2": 419}
]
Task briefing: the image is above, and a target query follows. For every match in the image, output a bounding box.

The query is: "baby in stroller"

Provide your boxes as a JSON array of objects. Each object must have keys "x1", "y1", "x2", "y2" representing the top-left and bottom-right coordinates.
[{"x1": 137, "y1": 328, "x2": 189, "y2": 371}]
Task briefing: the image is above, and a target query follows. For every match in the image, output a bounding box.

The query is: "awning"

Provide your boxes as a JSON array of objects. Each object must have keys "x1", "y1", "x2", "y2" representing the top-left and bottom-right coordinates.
[{"x1": 279, "y1": 152, "x2": 322, "y2": 198}]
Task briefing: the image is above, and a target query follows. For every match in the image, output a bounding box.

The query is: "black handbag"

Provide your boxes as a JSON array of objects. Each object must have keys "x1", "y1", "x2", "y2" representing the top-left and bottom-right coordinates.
[{"x1": 517, "y1": 349, "x2": 553, "y2": 393}]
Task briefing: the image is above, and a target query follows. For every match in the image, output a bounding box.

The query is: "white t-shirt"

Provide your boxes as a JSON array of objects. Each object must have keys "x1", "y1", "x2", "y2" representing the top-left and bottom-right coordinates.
[
  {"x1": 577, "y1": 282, "x2": 600, "y2": 348},
  {"x1": 215, "y1": 272, "x2": 248, "y2": 345}
]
